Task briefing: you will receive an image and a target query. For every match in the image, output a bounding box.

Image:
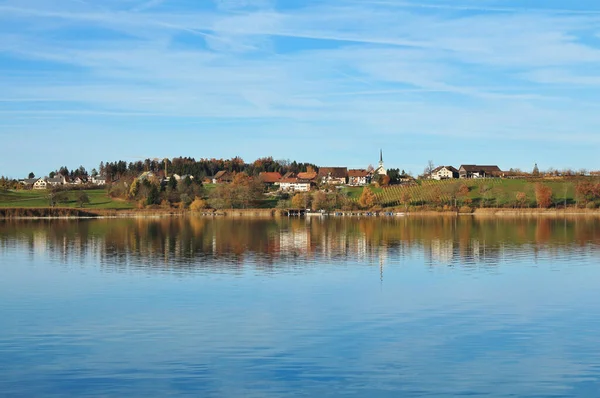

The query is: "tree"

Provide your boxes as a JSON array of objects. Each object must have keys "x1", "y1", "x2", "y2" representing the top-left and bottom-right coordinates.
[
  {"x1": 49, "y1": 171, "x2": 56, "y2": 178},
  {"x1": 311, "y1": 191, "x2": 327, "y2": 211},
  {"x1": 535, "y1": 183, "x2": 553, "y2": 208},
  {"x1": 292, "y1": 193, "x2": 309, "y2": 209},
  {"x1": 423, "y1": 160, "x2": 435, "y2": 177},
  {"x1": 387, "y1": 169, "x2": 401, "y2": 185},
  {"x1": 129, "y1": 178, "x2": 140, "y2": 199},
  {"x1": 399, "y1": 190, "x2": 411, "y2": 211},
  {"x1": 457, "y1": 184, "x2": 470, "y2": 205},
  {"x1": 77, "y1": 191, "x2": 90, "y2": 208},
  {"x1": 147, "y1": 184, "x2": 160, "y2": 206},
  {"x1": 190, "y1": 197, "x2": 208, "y2": 212},
  {"x1": 516, "y1": 192, "x2": 527, "y2": 208},
  {"x1": 28, "y1": 172, "x2": 35, "y2": 179},
  {"x1": 168, "y1": 176, "x2": 178, "y2": 191},
  {"x1": 358, "y1": 187, "x2": 377, "y2": 209},
  {"x1": 532, "y1": 163, "x2": 540, "y2": 177}
]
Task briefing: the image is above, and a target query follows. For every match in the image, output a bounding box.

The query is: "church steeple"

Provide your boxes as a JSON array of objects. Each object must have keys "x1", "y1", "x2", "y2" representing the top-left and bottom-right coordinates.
[{"x1": 376, "y1": 149, "x2": 386, "y2": 176}]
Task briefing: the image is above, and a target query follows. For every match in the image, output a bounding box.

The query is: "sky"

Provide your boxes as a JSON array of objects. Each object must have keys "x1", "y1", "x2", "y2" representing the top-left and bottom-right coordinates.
[{"x1": 1, "y1": 0, "x2": 600, "y2": 178}]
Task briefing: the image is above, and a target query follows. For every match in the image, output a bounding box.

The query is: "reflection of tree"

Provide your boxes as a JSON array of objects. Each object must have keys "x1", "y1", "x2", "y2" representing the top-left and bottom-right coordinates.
[{"x1": 1, "y1": 216, "x2": 600, "y2": 273}]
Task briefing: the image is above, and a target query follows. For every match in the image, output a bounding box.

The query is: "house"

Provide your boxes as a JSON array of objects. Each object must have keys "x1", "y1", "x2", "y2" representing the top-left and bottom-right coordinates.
[
  {"x1": 259, "y1": 172, "x2": 282, "y2": 186},
  {"x1": 212, "y1": 170, "x2": 234, "y2": 184},
  {"x1": 70, "y1": 176, "x2": 86, "y2": 185},
  {"x1": 47, "y1": 175, "x2": 66, "y2": 187},
  {"x1": 459, "y1": 165, "x2": 503, "y2": 179},
  {"x1": 33, "y1": 178, "x2": 48, "y2": 190},
  {"x1": 21, "y1": 177, "x2": 41, "y2": 188},
  {"x1": 278, "y1": 178, "x2": 311, "y2": 192},
  {"x1": 91, "y1": 175, "x2": 107, "y2": 185},
  {"x1": 318, "y1": 167, "x2": 348, "y2": 185},
  {"x1": 348, "y1": 169, "x2": 371, "y2": 186},
  {"x1": 429, "y1": 166, "x2": 459, "y2": 180}
]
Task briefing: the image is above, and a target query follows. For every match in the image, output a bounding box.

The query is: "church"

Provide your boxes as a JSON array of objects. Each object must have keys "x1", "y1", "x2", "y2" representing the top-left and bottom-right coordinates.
[{"x1": 374, "y1": 149, "x2": 387, "y2": 176}]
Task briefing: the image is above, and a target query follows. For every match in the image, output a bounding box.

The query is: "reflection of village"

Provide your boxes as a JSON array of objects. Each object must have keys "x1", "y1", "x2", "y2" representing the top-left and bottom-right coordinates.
[{"x1": 3, "y1": 217, "x2": 600, "y2": 273}]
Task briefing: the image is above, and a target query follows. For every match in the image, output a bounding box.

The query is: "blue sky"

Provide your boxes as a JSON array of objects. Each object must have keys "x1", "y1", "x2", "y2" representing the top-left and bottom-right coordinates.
[{"x1": 1, "y1": 0, "x2": 600, "y2": 177}]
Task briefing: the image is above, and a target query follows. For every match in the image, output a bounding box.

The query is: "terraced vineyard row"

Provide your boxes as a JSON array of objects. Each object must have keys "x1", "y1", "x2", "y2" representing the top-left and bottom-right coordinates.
[{"x1": 376, "y1": 179, "x2": 504, "y2": 207}]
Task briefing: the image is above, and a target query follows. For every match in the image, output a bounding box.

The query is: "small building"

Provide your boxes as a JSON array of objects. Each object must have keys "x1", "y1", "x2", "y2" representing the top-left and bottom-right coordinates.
[
  {"x1": 459, "y1": 165, "x2": 502, "y2": 179},
  {"x1": 348, "y1": 169, "x2": 371, "y2": 186},
  {"x1": 318, "y1": 167, "x2": 348, "y2": 185},
  {"x1": 91, "y1": 175, "x2": 107, "y2": 185},
  {"x1": 259, "y1": 172, "x2": 282, "y2": 186},
  {"x1": 21, "y1": 177, "x2": 41, "y2": 188},
  {"x1": 70, "y1": 176, "x2": 86, "y2": 185},
  {"x1": 374, "y1": 150, "x2": 387, "y2": 176},
  {"x1": 212, "y1": 170, "x2": 234, "y2": 184},
  {"x1": 33, "y1": 178, "x2": 48, "y2": 190},
  {"x1": 430, "y1": 166, "x2": 459, "y2": 180},
  {"x1": 47, "y1": 175, "x2": 67, "y2": 187},
  {"x1": 279, "y1": 178, "x2": 312, "y2": 192}
]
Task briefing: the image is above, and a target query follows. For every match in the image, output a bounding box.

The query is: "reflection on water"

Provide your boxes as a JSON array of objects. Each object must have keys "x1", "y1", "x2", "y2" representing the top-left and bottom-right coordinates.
[
  {"x1": 1, "y1": 216, "x2": 600, "y2": 397},
  {"x1": 2, "y1": 216, "x2": 600, "y2": 273}
]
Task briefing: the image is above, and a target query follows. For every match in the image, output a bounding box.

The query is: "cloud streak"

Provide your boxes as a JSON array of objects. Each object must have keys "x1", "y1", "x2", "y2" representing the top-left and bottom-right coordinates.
[{"x1": 1, "y1": 0, "x2": 600, "y2": 176}]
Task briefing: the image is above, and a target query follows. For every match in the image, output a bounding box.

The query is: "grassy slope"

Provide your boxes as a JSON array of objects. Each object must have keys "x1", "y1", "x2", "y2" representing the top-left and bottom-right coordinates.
[
  {"x1": 378, "y1": 178, "x2": 582, "y2": 208},
  {"x1": 0, "y1": 189, "x2": 134, "y2": 209}
]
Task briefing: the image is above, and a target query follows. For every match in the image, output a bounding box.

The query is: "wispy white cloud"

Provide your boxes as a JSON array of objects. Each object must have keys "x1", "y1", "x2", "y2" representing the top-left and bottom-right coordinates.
[{"x1": 1, "y1": 0, "x2": 600, "y2": 175}]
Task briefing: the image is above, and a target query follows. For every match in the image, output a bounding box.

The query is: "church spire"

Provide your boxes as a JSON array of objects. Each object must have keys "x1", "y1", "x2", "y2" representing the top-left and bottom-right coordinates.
[{"x1": 380, "y1": 149, "x2": 383, "y2": 163}]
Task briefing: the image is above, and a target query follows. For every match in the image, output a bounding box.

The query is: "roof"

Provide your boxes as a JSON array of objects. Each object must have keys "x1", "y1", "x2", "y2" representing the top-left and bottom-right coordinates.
[
  {"x1": 22, "y1": 178, "x2": 40, "y2": 184},
  {"x1": 432, "y1": 166, "x2": 459, "y2": 174},
  {"x1": 282, "y1": 172, "x2": 296, "y2": 179},
  {"x1": 259, "y1": 172, "x2": 282, "y2": 183},
  {"x1": 297, "y1": 172, "x2": 317, "y2": 180},
  {"x1": 460, "y1": 165, "x2": 502, "y2": 173},
  {"x1": 213, "y1": 170, "x2": 230, "y2": 179},
  {"x1": 348, "y1": 169, "x2": 370, "y2": 178},
  {"x1": 318, "y1": 167, "x2": 348, "y2": 179},
  {"x1": 279, "y1": 178, "x2": 310, "y2": 184}
]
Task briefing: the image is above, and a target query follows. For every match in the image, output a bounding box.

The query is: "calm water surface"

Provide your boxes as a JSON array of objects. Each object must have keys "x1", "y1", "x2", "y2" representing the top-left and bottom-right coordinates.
[{"x1": 2, "y1": 216, "x2": 600, "y2": 397}]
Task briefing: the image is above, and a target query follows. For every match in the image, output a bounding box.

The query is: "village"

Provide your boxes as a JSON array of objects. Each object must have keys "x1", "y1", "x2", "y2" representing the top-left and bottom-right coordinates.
[{"x1": 17, "y1": 151, "x2": 505, "y2": 192}]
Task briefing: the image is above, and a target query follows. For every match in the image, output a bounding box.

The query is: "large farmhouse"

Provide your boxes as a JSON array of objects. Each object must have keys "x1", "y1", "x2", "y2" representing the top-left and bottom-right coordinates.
[
  {"x1": 459, "y1": 165, "x2": 502, "y2": 179},
  {"x1": 318, "y1": 167, "x2": 348, "y2": 185}
]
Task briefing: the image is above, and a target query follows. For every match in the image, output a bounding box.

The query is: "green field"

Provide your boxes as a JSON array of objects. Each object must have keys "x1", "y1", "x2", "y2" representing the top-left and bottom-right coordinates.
[
  {"x1": 0, "y1": 189, "x2": 134, "y2": 209},
  {"x1": 341, "y1": 186, "x2": 383, "y2": 200}
]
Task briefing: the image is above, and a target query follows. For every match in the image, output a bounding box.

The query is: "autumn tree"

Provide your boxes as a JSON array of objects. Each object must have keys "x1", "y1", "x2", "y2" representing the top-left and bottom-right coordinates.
[
  {"x1": 399, "y1": 190, "x2": 411, "y2": 211},
  {"x1": 292, "y1": 193, "x2": 309, "y2": 209},
  {"x1": 311, "y1": 191, "x2": 327, "y2": 211},
  {"x1": 457, "y1": 184, "x2": 470, "y2": 204},
  {"x1": 535, "y1": 183, "x2": 553, "y2": 208},
  {"x1": 575, "y1": 181, "x2": 600, "y2": 205},
  {"x1": 359, "y1": 187, "x2": 377, "y2": 209},
  {"x1": 190, "y1": 197, "x2": 208, "y2": 212}
]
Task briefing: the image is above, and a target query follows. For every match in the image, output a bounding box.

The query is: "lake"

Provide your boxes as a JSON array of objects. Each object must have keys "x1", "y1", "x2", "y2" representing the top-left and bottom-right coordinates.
[{"x1": 2, "y1": 216, "x2": 600, "y2": 397}]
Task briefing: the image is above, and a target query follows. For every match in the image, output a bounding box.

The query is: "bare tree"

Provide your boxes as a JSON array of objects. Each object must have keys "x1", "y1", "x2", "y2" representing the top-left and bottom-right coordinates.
[{"x1": 423, "y1": 160, "x2": 435, "y2": 177}]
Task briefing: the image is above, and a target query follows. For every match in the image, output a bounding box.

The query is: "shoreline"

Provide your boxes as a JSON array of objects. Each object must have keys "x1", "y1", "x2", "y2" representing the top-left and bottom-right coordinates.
[{"x1": 2, "y1": 207, "x2": 600, "y2": 220}]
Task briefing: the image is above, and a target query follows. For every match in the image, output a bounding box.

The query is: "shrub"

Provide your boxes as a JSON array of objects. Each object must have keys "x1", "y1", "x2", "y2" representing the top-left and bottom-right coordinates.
[
  {"x1": 459, "y1": 206, "x2": 473, "y2": 213},
  {"x1": 190, "y1": 198, "x2": 208, "y2": 212},
  {"x1": 586, "y1": 202, "x2": 597, "y2": 210}
]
